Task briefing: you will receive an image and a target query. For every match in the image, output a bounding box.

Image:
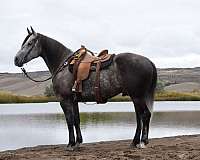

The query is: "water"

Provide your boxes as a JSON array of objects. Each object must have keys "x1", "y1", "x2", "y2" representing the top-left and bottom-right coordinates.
[{"x1": 0, "y1": 101, "x2": 200, "y2": 151}]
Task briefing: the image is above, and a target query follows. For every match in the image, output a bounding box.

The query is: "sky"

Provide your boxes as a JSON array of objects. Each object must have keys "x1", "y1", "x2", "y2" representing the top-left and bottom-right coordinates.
[{"x1": 1, "y1": 0, "x2": 200, "y2": 73}]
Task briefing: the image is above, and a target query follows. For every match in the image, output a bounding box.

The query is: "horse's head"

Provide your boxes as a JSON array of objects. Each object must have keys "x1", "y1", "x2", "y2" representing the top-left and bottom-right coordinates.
[{"x1": 14, "y1": 27, "x2": 42, "y2": 67}]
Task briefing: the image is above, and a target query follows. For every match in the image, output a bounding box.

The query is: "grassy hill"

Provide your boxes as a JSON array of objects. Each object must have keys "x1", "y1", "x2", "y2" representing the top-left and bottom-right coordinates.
[{"x1": 1, "y1": 67, "x2": 200, "y2": 96}]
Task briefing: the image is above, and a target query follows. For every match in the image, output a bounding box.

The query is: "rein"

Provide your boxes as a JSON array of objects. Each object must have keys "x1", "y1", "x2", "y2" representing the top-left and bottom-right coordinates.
[
  {"x1": 21, "y1": 55, "x2": 72, "y2": 83},
  {"x1": 21, "y1": 67, "x2": 52, "y2": 82},
  {"x1": 21, "y1": 45, "x2": 98, "y2": 105},
  {"x1": 21, "y1": 60, "x2": 70, "y2": 83},
  {"x1": 21, "y1": 46, "x2": 94, "y2": 83}
]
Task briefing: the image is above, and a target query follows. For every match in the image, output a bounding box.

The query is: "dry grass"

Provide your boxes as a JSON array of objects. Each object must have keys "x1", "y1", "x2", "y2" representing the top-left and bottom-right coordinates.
[
  {"x1": 0, "y1": 91, "x2": 56, "y2": 103},
  {"x1": 1, "y1": 91, "x2": 200, "y2": 104},
  {"x1": 155, "y1": 91, "x2": 200, "y2": 101},
  {"x1": 109, "y1": 92, "x2": 200, "y2": 102}
]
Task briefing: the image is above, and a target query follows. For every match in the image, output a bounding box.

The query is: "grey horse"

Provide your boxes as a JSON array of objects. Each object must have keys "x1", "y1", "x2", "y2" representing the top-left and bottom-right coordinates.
[{"x1": 14, "y1": 27, "x2": 157, "y2": 150}]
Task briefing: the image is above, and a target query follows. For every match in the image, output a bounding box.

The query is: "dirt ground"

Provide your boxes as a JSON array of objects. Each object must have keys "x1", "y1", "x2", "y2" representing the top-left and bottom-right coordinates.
[{"x1": 0, "y1": 135, "x2": 200, "y2": 160}]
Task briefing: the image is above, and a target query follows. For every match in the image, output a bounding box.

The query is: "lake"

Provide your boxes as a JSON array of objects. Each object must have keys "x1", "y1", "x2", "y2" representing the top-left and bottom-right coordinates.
[{"x1": 0, "y1": 101, "x2": 200, "y2": 151}]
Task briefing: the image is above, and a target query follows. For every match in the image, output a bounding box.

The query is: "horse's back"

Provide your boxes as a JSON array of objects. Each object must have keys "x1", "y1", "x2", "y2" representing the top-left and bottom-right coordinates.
[
  {"x1": 114, "y1": 53, "x2": 156, "y2": 97},
  {"x1": 114, "y1": 53, "x2": 154, "y2": 69}
]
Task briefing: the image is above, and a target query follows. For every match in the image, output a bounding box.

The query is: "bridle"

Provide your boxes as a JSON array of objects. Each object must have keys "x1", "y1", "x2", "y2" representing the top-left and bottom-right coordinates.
[
  {"x1": 20, "y1": 34, "x2": 54, "y2": 82},
  {"x1": 22, "y1": 36, "x2": 39, "y2": 65}
]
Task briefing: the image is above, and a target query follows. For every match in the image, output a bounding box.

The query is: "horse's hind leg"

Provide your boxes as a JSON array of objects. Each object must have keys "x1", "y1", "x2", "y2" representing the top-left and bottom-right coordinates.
[
  {"x1": 130, "y1": 98, "x2": 143, "y2": 147},
  {"x1": 131, "y1": 106, "x2": 142, "y2": 147},
  {"x1": 141, "y1": 95, "x2": 153, "y2": 145},
  {"x1": 131, "y1": 97, "x2": 151, "y2": 148},
  {"x1": 73, "y1": 101, "x2": 83, "y2": 148},
  {"x1": 141, "y1": 106, "x2": 151, "y2": 145}
]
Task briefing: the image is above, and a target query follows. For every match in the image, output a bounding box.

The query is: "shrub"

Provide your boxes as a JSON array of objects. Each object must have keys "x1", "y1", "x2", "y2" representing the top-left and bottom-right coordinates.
[
  {"x1": 44, "y1": 84, "x2": 55, "y2": 97},
  {"x1": 156, "y1": 80, "x2": 165, "y2": 92}
]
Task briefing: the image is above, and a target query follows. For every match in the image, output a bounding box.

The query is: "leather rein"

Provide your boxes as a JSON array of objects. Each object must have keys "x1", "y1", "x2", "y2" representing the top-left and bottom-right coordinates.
[
  {"x1": 21, "y1": 67, "x2": 52, "y2": 82},
  {"x1": 21, "y1": 46, "x2": 94, "y2": 83}
]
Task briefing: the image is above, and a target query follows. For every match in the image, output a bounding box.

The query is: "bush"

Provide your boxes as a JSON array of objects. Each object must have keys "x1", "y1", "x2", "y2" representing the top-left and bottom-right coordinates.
[
  {"x1": 44, "y1": 84, "x2": 55, "y2": 97},
  {"x1": 156, "y1": 80, "x2": 165, "y2": 92}
]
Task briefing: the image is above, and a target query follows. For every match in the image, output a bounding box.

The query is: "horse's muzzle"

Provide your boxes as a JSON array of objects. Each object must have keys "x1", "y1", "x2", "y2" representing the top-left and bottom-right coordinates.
[{"x1": 14, "y1": 56, "x2": 23, "y2": 67}]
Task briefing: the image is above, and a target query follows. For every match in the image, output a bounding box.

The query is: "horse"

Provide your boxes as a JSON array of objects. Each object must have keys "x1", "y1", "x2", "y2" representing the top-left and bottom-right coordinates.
[{"x1": 14, "y1": 27, "x2": 157, "y2": 150}]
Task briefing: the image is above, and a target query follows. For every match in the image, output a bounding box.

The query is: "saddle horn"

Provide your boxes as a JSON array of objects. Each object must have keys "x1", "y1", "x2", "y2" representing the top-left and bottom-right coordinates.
[
  {"x1": 30, "y1": 26, "x2": 36, "y2": 35},
  {"x1": 27, "y1": 27, "x2": 31, "y2": 35}
]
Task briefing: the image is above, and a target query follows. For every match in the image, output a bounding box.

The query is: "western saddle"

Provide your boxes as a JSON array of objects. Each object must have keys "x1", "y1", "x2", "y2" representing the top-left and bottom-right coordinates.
[{"x1": 69, "y1": 46, "x2": 114, "y2": 103}]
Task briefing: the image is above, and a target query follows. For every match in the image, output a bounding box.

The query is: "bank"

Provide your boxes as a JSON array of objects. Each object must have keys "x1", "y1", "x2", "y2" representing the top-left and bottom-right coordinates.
[
  {"x1": 1, "y1": 91, "x2": 200, "y2": 104},
  {"x1": 0, "y1": 135, "x2": 200, "y2": 160}
]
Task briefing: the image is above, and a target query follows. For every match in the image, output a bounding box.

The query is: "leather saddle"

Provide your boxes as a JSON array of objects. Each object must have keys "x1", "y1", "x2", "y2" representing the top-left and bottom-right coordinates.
[{"x1": 69, "y1": 46, "x2": 114, "y2": 103}]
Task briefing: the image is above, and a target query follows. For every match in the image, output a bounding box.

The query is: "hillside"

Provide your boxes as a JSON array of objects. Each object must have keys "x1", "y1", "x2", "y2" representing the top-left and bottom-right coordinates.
[
  {"x1": 158, "y1": 67, "x2": 200, "y2": 92},
  {"x1": 0, "y1": 67, "x2": 200, "y2": 96},
  {"x1": 0, "y1": 71, "x2": 51, "y2": 96}
]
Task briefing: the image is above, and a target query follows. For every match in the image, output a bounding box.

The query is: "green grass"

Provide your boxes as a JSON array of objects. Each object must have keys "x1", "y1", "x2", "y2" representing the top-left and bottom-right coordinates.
[
  {"x1": 0, "y1": 91, "x2": 56, "y2": 104},
  {"x1": 110, "y1": 92, "x2": 200, "y2": 101},
  {"x1": 109, "y1": 95, "x2": 131, "y2": 102},
  {"x1": 1, "y1": 91, "x2": 200, "y2": 104},
  {"x1": 155, "y1": 91, "x2": 200, "y2": 101}
]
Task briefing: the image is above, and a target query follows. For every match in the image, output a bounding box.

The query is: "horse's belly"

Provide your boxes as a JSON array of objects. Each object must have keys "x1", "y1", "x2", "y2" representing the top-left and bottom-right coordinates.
[{"x1": 81, "y1": 66, "x2": 122, "y2": 102}]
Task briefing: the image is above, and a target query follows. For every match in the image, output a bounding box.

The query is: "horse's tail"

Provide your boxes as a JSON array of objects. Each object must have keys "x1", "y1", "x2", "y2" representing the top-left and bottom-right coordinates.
[{"x1": 145, "y1": 61, "x2": 157, "y2": 113}]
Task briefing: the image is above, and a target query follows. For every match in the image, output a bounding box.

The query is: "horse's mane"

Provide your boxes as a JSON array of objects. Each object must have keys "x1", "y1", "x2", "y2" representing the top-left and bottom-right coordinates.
[{"x1": 38, "y1": 33, "x2": 73, "y2": 57}]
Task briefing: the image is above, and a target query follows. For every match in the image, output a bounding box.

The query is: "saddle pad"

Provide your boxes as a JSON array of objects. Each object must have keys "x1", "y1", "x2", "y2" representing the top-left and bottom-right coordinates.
[{"x1": 90, "y1": 54, "x2": 115, "y2": 71}]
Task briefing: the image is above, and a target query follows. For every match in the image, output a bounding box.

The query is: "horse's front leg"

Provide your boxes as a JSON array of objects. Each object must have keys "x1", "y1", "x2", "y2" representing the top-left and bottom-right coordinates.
[
  {"x1": 60, "y1": 99, "x2": 75, "y2": 150},
  {"x1": 73, "y1": 101, "x2": 83, "y2": 148}
]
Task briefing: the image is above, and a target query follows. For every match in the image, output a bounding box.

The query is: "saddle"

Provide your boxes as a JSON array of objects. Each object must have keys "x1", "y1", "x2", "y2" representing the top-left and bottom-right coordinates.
[{"x1": 69, "y1": 46, "x2": 114, "y2": 103}]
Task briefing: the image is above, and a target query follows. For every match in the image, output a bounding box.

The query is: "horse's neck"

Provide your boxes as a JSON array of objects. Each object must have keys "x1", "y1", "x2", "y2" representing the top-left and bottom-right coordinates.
[{"x1": 39, "y1": 34, "x2": 72, "y2": 75}]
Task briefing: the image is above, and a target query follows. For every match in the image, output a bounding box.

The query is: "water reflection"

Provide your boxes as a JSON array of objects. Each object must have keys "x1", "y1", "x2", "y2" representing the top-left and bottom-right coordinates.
[
  {"x1": 1, "y1": 111, "x2": 200, "y2": 151},
  {"x1": 80, "y1": 112, "x2": 135, "y2": 125}
]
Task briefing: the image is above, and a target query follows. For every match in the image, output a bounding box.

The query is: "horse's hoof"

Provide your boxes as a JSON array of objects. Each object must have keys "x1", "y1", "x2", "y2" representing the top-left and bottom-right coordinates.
[
  {"x1": 73, "y1": 143, "x2": 81, "y2": 151},
  {"x1": 142, "y1": 139, "x2": 149, "y2": 145},
  {"x1": 130, "y1": 143, "x2": 136, "y2": 148},
  {"x1": 66, "y1": 143, "x2": 81, "y2": 151},
  {"x1": 66, "y1": 145, "x2": 75, "y2": 151},
  {"x1": 136, "y1": 142, "x2": 146, "y2": 149},
  {"x1": 74, "y1": 142, "x2": 80, "y2": 148},
  {"x1": 130, "y1": 140, "x2": 140, "y2": 148}
]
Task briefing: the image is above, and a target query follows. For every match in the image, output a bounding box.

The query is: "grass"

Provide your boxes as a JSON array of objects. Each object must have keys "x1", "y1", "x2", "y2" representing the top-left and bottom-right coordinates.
[
  {"x1": 109, "y1": 91, "x2": 200, "y2": 102},
  {"x1": 1, "y1": 91, "x2": 200, "y2": 104},
  {"x1": 109, "y1": 95, "x2": 131, "y2": 102},
  {"x1": 155, "y1": 91, "x2": 200, "y2": 101},
  {"x1": 0, "y1": 91, "x2": 56, "y2": 104}
]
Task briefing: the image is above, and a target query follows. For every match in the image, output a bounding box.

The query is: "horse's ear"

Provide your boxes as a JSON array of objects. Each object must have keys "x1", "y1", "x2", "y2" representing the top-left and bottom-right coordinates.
[
  {"x1": 27, "y1": 27, "x2": 31, "y2": 35},
  {"x1": 30, "y1": 26, "x2": 36, "y2": 35}
]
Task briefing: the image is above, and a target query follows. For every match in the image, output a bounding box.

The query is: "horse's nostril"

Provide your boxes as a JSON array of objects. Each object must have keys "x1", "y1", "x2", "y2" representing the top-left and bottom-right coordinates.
[{"x1": 14, "y1": 57, "x2": 19, "y2": 65}]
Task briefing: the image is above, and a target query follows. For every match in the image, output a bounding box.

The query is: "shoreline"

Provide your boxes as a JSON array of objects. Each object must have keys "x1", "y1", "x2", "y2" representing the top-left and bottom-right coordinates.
[
  {"x1": 0, "y1": 135, "x2": 200, "y2": 160},
  {"x1": 1, "y1": 91, "x2": 200, "y2": 104}
]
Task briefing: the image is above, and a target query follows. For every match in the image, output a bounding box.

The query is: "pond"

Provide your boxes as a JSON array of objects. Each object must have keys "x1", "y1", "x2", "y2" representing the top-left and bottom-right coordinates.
[{"x1": 0, "y1": 101, "x2": 200, "y2": 151}]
